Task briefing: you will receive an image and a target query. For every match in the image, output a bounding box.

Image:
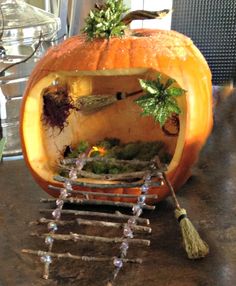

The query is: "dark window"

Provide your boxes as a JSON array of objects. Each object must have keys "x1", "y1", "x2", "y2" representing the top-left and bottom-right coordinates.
[{"x1": 171, "y1": 0, "x2": 236, "y2": 85}]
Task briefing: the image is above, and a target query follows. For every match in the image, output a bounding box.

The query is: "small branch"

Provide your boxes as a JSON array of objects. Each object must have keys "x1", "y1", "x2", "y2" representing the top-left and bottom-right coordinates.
[
  {"x1": 39, "y1": 209, "x2": 150, "y2": 225},
  {"x1": 21, "y1": 249, "x2": 142, "y2": 264},
  {"x1": 31, "y1": 217, "x2": 152, "y2": 234},
  {"x1": 40, "y1": 197, "x2": 156, "y2": 210},
  {"x1": 62, "y1": 157, "x2": 156, "y2": 168},
  {"x1": 48, "y1": 184, "x2": 158, "y2": 199},
  {"x1": 29, "y1": 217, "x2": 75, "y2": 227},
  {"x1": 59, "y1": 165, "x2": 159, "y2": 181},
  {"x1": 53, "y1": 175, "x2": 161, "y2": 189},
  {"x1": 31, "y1": 232, "x2": 151, "y2": 246},
  {"x1": 76, "y1": 218, "x2": 151, "y2": 233},
  {"x1": 43, "y1": 263, "x2": 50, "y2": 280}
]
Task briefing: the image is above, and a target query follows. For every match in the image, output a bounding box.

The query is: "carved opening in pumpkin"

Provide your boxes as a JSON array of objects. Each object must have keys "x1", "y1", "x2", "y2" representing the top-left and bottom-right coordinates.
[{"x1": 22, "y1": 68, "x2": 186, "y2": 191}]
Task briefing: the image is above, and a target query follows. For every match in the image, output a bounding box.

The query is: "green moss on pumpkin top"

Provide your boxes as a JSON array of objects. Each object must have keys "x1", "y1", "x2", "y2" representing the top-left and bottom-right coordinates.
[{"x1": 82, "y1": 0, "x2": 128, "y2": 40}]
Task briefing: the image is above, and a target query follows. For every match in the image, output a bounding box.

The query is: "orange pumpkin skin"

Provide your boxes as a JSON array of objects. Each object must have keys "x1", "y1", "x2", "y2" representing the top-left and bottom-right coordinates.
[{"x1": 20, "y1": 29, "x2": 213, "y2": 202}]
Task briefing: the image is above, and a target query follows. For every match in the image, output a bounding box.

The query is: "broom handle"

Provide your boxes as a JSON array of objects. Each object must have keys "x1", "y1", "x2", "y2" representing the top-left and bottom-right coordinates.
[
  {"x1": 112, "y1": 89, "x2": 143, "y2": 100},
  {"x1": 161, "y1": 172, "x2": 180, "y2": 210},
  {"x1": 155, "y1": 157, "x2": 181, "y2": 210},
  {"x1": 126, "y1": 90, "x2": 143, "y2": 97}
]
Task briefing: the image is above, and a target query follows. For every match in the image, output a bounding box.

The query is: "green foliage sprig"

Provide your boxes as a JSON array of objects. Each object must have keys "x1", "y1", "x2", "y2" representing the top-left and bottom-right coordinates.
[
  {"x1": 135, "y1": 74, "x2": 186, "y2": 126},
  {"x1": 82, "y1": 0, "x2": 128, "y2": 40}
]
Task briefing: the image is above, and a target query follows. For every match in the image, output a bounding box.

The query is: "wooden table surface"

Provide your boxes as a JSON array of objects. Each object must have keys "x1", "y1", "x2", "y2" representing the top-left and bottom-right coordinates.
[{"x1": 0, "y1": 89, "x2": 236, "y2": 286}]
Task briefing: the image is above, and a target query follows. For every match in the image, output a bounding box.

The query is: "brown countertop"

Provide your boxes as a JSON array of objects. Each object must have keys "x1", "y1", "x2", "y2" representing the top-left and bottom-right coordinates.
[{"x1": 0, "y1": 89, "x2": 236, "y2": 286}]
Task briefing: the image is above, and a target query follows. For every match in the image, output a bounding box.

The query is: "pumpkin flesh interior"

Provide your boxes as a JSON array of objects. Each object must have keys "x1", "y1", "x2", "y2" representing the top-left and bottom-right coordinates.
[{"x1": 22, "y1": 68, "x2": 186, "y2": 187}]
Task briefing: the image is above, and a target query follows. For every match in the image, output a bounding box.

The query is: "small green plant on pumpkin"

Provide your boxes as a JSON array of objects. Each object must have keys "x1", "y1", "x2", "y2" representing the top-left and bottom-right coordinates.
[
  {"x1": 82, "y1": 0, "x2": 128, "y2": 40},
  {"x1": 135, "y1": 74, "x2": 186, "y2": 126}
]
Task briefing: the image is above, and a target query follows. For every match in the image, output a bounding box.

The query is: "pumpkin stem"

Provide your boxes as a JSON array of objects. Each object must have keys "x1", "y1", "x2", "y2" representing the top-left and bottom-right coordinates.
[
  {"x1": 82, "y1": 0, "x2": 172, "y2": 40},
  {"x1": 121, "y1": 9, "x2": 172, "y2": 26}
]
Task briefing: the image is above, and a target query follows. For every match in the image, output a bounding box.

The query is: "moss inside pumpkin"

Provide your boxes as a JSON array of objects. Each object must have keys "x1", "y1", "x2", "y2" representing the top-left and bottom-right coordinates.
[{"x1": 60, "y1": 138, "x2": 172, "y2": 178}]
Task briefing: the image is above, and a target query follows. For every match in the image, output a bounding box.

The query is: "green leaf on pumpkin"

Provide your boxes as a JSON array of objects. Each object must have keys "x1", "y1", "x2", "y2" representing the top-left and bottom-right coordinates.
[
  {"x1": 82, "y1": 0, "x2": 128, "y2": 40},
  {"x1": 135, "y1": 74, "x2": 186, "y2": 126}
]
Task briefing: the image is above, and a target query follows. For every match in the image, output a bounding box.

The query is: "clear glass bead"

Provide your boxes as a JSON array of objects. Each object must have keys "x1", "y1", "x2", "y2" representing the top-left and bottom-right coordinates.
[
  {"x1": 123, "y1": 224, "x2": 133, "y2": 238},
  {"x1": 113, "y1": 257, "x2": 123, "y2": 268},
  {"x1": 151, "y1": 163, "x2": 157, "y2": 170},
  {"x1": 132, "y1": 204, "x2": 143, "y2": 217},
  {"x1": 144, "y1": 175, "x2": 152, "y2": 186},
  {"x1": 158, "y1": 173, "x2": 164, "y2": 179},
  {"x1": 127, "y1": 217, "x2": 136, "y2": 226},
  {"x1": 69, "y1": 168, "x2": 77, "y2": 180},
  {"x1": 40, "y1": 255, "x2": 52, "y2": 264},
  {"x1": 56, "y1": 199, "x2": 64, "y2": 208},
  {"x1": 60, "y1": 188, "x2": 68, "y2": 199},
  {"x1": 0, "y1": 46, "x2": 6, "y2": 59},
  {"x1": 141, "y1": 184, "x2": 149, "y2": 194},
  {"x1": 76, "y1": 154, "x2": 86, "y2": 170},
  {"x1": 64, "y1": 180, "x2": 73, "y2": 191},
  {"x1": 145, "y1": 173, "x2": 151, "y2": 181},
  {"x1": 52, "y1": 208, "x2": 61, "y2": 220},
  {"x1": 138, "y1": 195, "x2": 146, "y2": 205},
  {"x1": 120, "y1": 241, "x2": 129, "y2": 256},
  {"x1": 47, "y1": 221, "x2": 58, "y2": 232},
  {"x1": 45, "y1": 235, "x2": 54, "y2": 245}
]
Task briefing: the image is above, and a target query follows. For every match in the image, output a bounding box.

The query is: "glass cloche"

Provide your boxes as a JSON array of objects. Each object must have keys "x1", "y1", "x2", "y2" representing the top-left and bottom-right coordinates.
[{"x1": 0, "y1": 0, "x2": 61, "y2": 156}]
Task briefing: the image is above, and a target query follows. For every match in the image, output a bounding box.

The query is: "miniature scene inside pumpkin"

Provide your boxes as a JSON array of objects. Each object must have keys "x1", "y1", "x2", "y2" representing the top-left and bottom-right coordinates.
[{"x1": 23, "y1": 68, "x2": 186, "y2": 195}]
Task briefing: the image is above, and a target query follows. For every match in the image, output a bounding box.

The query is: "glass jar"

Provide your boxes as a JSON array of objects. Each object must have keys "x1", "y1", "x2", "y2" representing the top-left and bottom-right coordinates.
[{"x1": 0, "y1": 0, "x2": 60, "y2": 156}]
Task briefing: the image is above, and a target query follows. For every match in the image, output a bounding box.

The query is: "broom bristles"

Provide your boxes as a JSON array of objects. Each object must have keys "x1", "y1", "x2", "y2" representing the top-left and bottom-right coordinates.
[
  {"x1": 175, "y1": 208, "x2": 209, "y2": 259},
  {"x1": 75, "y1": 94, "x2": 118, "y2": 113}
]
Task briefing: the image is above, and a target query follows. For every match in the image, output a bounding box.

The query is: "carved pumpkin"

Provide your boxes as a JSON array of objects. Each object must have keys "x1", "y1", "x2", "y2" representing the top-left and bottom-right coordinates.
[{"x1": 20, "y1": 27, "x2": 212, "y2": 202}]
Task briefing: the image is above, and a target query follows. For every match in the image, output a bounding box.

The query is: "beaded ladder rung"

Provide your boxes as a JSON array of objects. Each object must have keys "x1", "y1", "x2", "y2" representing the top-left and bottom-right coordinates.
[
  {"x1": 22, "y1": 172, "x2": 159, "y2": 283},
  {"x1": 48, "y1": 184, "x2": 159, "y2": 199}
]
